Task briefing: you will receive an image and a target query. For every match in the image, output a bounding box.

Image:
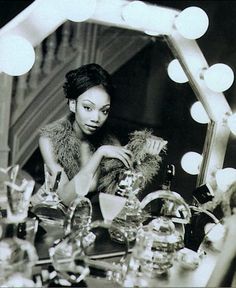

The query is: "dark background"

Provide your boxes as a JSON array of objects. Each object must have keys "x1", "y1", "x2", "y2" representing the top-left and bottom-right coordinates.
[{"x1": 1, "y1": 0, "x2": 236, "y2": 203}]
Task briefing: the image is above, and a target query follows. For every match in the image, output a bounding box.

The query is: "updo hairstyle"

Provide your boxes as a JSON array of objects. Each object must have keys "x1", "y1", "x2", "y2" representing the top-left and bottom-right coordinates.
[{"x1": 63, "y1": 63, "x2": 114, "y2": 100}]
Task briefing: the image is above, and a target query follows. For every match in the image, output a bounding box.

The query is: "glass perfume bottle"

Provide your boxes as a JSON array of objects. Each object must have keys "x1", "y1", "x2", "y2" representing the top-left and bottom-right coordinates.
[
  {"x1": 64, "y1": 196, "x2": 96, "y2": 248},
  {"x1": 0, "y1": 217, "x2": 38, "y2": 287},
  {"x1": 32, "y1": 170, "x2": 67, "y2": 226},
  {"x1": 109, "y1": 170, "x2": 146, "y2": 243}
]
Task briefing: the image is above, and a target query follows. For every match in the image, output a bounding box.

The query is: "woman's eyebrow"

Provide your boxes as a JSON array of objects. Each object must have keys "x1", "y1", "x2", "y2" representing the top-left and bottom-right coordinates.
[
  {"x1": 102, "y1": 104, "x2": 110, "y2": 108},
  {"x1": 82, "y1": 99, "x2": 95, "y2": 105},
  {"x1": 82, "y1": 99, "x2": 110, "y2": 108}
]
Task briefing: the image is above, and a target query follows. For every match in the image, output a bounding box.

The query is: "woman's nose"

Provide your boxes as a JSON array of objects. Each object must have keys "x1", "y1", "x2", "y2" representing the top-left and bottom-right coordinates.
[{"x1": 91, "y1": 111, "x2": 100, "y2": 123}]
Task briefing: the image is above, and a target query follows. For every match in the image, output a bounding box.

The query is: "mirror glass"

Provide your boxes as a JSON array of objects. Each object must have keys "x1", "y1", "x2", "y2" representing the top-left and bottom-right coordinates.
[{"x1": 22, "y1": 25, "x2": 207, "y2": 203}]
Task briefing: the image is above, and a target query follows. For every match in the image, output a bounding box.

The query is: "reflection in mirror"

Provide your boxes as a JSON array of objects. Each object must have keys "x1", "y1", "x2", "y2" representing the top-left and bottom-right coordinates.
[
  {"x1": 22, "y1": 27, "x2": 207, "y2": 203},
  {"x1": 1, "y1": 1, "x2": 236, "y2": 286}
]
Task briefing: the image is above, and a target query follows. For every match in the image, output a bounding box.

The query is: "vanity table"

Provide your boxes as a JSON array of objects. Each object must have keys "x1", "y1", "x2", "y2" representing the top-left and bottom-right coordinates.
[{"x1": 30, "y1": 202, "x2": 221, "y2": 288}]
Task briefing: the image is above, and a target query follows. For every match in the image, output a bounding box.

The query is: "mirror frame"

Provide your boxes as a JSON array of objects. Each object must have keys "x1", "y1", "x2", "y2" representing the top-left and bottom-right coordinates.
[{"x1": 0, "y1": 0, "x2": 232, "y2": 187}]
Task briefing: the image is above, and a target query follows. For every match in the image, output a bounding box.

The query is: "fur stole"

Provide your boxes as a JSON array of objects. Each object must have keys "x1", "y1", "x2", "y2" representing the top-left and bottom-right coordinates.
[
  {"x1": 39, "y1": 113, "x2": 117, "y2": 180},
  {"x1": 98, "y1": 130, "x2": 167, "y2": 194}
]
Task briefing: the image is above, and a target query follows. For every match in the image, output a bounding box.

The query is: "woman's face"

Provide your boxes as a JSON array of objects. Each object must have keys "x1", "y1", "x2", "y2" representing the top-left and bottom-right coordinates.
[{"x1": 74, "y1": 85, "x2": 111, "y2": 136}]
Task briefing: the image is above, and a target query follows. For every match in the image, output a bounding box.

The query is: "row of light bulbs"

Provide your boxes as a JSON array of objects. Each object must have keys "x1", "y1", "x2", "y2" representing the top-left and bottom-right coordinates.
[
  {"x1": 0, "y1": 0, "x2": 212, "y2": 76},
  {"x1": 167, "y1": 60, "x2": 235, "y2": 93},
  {"x1": 0, "y1": 0, "x2": 235, "y2": 190}
]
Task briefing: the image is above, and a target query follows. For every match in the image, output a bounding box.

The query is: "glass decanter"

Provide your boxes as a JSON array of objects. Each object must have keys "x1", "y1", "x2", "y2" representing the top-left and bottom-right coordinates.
[{"x1": 109, "y1": 170, "x2": 146, "y2": 243}]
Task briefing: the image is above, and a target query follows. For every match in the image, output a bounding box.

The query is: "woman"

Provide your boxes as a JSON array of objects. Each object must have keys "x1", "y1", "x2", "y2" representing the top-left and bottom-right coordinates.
[{"x1": 34, "y1": 63, "x2": 166, "y2": 206}]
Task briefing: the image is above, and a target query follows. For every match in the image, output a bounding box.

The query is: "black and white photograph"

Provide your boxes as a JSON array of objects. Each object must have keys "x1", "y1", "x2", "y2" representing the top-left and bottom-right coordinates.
[{"x1": 0, "y1": 0, "x2": 236, "y2": 287}]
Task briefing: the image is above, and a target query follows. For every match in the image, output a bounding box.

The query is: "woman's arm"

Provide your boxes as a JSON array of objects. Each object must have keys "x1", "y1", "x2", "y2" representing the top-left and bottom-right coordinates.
[{"x1": 39, "y1": 136, "x2": 132, "y2": 206}]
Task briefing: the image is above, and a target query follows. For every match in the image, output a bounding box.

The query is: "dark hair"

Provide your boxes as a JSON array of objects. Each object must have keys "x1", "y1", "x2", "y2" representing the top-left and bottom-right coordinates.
[{"x1": 63, "y1": 63, "x2": 114, "y2": 100}]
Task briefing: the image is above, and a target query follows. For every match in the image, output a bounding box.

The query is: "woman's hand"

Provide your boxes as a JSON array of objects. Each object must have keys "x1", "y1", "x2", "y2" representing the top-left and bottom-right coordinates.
[
  {"x1": 98, "y1": 145, "x2": 133, "y2": 169},
  {"x1": 144, "y1": 136, "x2": 167, "y2": 156}
]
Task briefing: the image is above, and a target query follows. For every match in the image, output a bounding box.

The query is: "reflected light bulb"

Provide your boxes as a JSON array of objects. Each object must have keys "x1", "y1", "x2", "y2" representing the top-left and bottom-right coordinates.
[
  {"x1": 167, "y1": 59, "x2": 188, "y2": 83},
  {"x1": 203, "y1": 64, "x2": 234, "y2": 92},
  {"x1": 190, "y1": 101, "x2": 210, "y2": 124},
  {"x1": 181, "y1": 152, "x2": 203, "y2": 175},
  {"x1": 122, "y1": 1, "x2": 148, "y2": 28},
  {"x1": 58, "y1": 0, "x2": 96, "y2": 22},
  {"x1": 228, "y1": 113, "x2": 236, "y2": 135},
  {"x1": 0, "y1": 35, "x2": 35, "y2": 76},
  {"x1": 175, "y1": 7, "x2": 209, "y2": 39},
  {"x1": 215, "y1": 168, "x2": 236, "y2": 191}
]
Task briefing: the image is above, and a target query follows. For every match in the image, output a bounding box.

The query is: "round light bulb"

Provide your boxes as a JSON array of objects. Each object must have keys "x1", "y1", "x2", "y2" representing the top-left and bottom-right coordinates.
[
  {"x1": 228, "y1": 113, "x2": 236, "y2": 135},
  {"x1": 175, "y1": 7, "x2": 209, "y2": 40},
  {"x1": 122, "y1": 1, "x2": 148, "y2": 28},
  {"x1": 181, "y1": 152, "x2": 203, "y2": 175},
  {"x1": 0, "y1": 35, "x2": 35, "y2": 76},
  {"x1": 203, "y1": 63, "x2": 234, "y2": 92},
  {"x1": 58, "y1": 0, "x2": 96, "y2": 22},
  {"x1": 190, "y1": 101, "x2": 210, "y2": 124},
  {"x1": 167, "y1": 59, "x2": 188, "y2": 83},
  {"x1": 215, "y1": 168, "x2": 236, "y2": 191}
]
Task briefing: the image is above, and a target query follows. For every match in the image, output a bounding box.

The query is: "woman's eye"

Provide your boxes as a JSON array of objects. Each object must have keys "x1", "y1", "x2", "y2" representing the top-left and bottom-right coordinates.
[
  {"x1": 84, "y1": 106, "x2": 92, "y2": 111},
  {"x1": 102, "y1": 109, "x2": 110, "y2": 115}
]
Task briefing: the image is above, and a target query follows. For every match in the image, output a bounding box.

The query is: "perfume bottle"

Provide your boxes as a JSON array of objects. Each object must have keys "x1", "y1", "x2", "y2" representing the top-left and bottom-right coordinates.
[
  {"x1": 0, "y1": 217, "x2": 38, "y2": 287},
  {"x1": 64, "y1": 196, "x2": 96, "y2": 248},
  {"x1": 109, "y1": 170, "x2": 146, "y2": 243},
  {"x1": 32, "y1": 170, "x2": 67, "y2": 226}
]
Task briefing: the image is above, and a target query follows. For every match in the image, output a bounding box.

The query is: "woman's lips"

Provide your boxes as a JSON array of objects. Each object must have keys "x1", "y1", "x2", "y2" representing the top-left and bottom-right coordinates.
[{"x1": 86, "y1": 124, "x2": 99, "y2": 131}]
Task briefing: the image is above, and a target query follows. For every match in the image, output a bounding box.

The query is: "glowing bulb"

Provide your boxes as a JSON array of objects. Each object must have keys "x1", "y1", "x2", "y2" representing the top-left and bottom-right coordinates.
[
  {"x1": 181, "y1": 152, "x2": 203, "y2": 175},
  {"x1": 190, "y1": 101, "x2": 210, "y2": 124},
  {"x1": 0, "y1": 35, "x2": 35, "y2": 76},
  {"x1": 122, "y1": 1, "x2": 148, "y2": 28},
  {"x1": 203, "y1": 64, "x2": 234, "y2": 92},
  {"x1": 175, "y1": 7, "x2": 209, "y2": 39},
  {"x1": 58, "y1": 0, "x2": 96, "y2": 22},
  {"x1": 167, "y1": 59, "x2": 188, "y2": 83},
  {"x1": 228, "y1": 113, "x2": 236, "y2": 135},
  {"x1": 215, "y1": 168, "x2": 236, "y2": 191}
]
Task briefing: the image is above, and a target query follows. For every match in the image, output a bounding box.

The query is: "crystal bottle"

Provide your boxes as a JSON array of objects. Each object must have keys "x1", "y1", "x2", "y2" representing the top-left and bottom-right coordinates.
[{"x1": 109, "y1": 170, "x2": 146, "y2": 243}]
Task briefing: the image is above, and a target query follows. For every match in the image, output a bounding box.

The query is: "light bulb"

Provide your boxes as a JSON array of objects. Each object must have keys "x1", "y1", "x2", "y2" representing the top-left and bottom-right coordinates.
[
  {"x1": 203, "y1": 63, "x2": 234, "y2": 92},
  {"x1": 167, "y1": 59, "x2": 188, "y2": 83},
  {"x1": 215, "y1": 168, "x2": 236, "y2": 191},
  {"x1": 0, "y1": 35, "x2": 35, "y2": 76},
  {"x1": 190, "y1": 101, "x2": 210, "y2": 124},
  {"x1": 228, "y1": 113, "x2": 236, "y2": 135},
  {"x1": 181, "y1": 152, "x2": 203, "y2": 175},
  {"x1": 175, "y1": 7, "x2": 209, "y2": 40},
  {"x1": 122, "y1": 1, "x2": 148, "y2": 28},
  {"x1": 58, "y1": 0, "x2": 97, "y2": 22}
]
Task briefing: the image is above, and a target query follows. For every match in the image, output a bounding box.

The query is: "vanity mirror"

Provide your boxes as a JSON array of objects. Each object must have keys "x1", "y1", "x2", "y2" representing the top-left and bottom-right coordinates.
[
  {"x1": 1, "y1": 1, "x2": 236, "y2": 287},
  {"x1": 1, "y1": 0, "x2": 233, "y2": 204}
]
